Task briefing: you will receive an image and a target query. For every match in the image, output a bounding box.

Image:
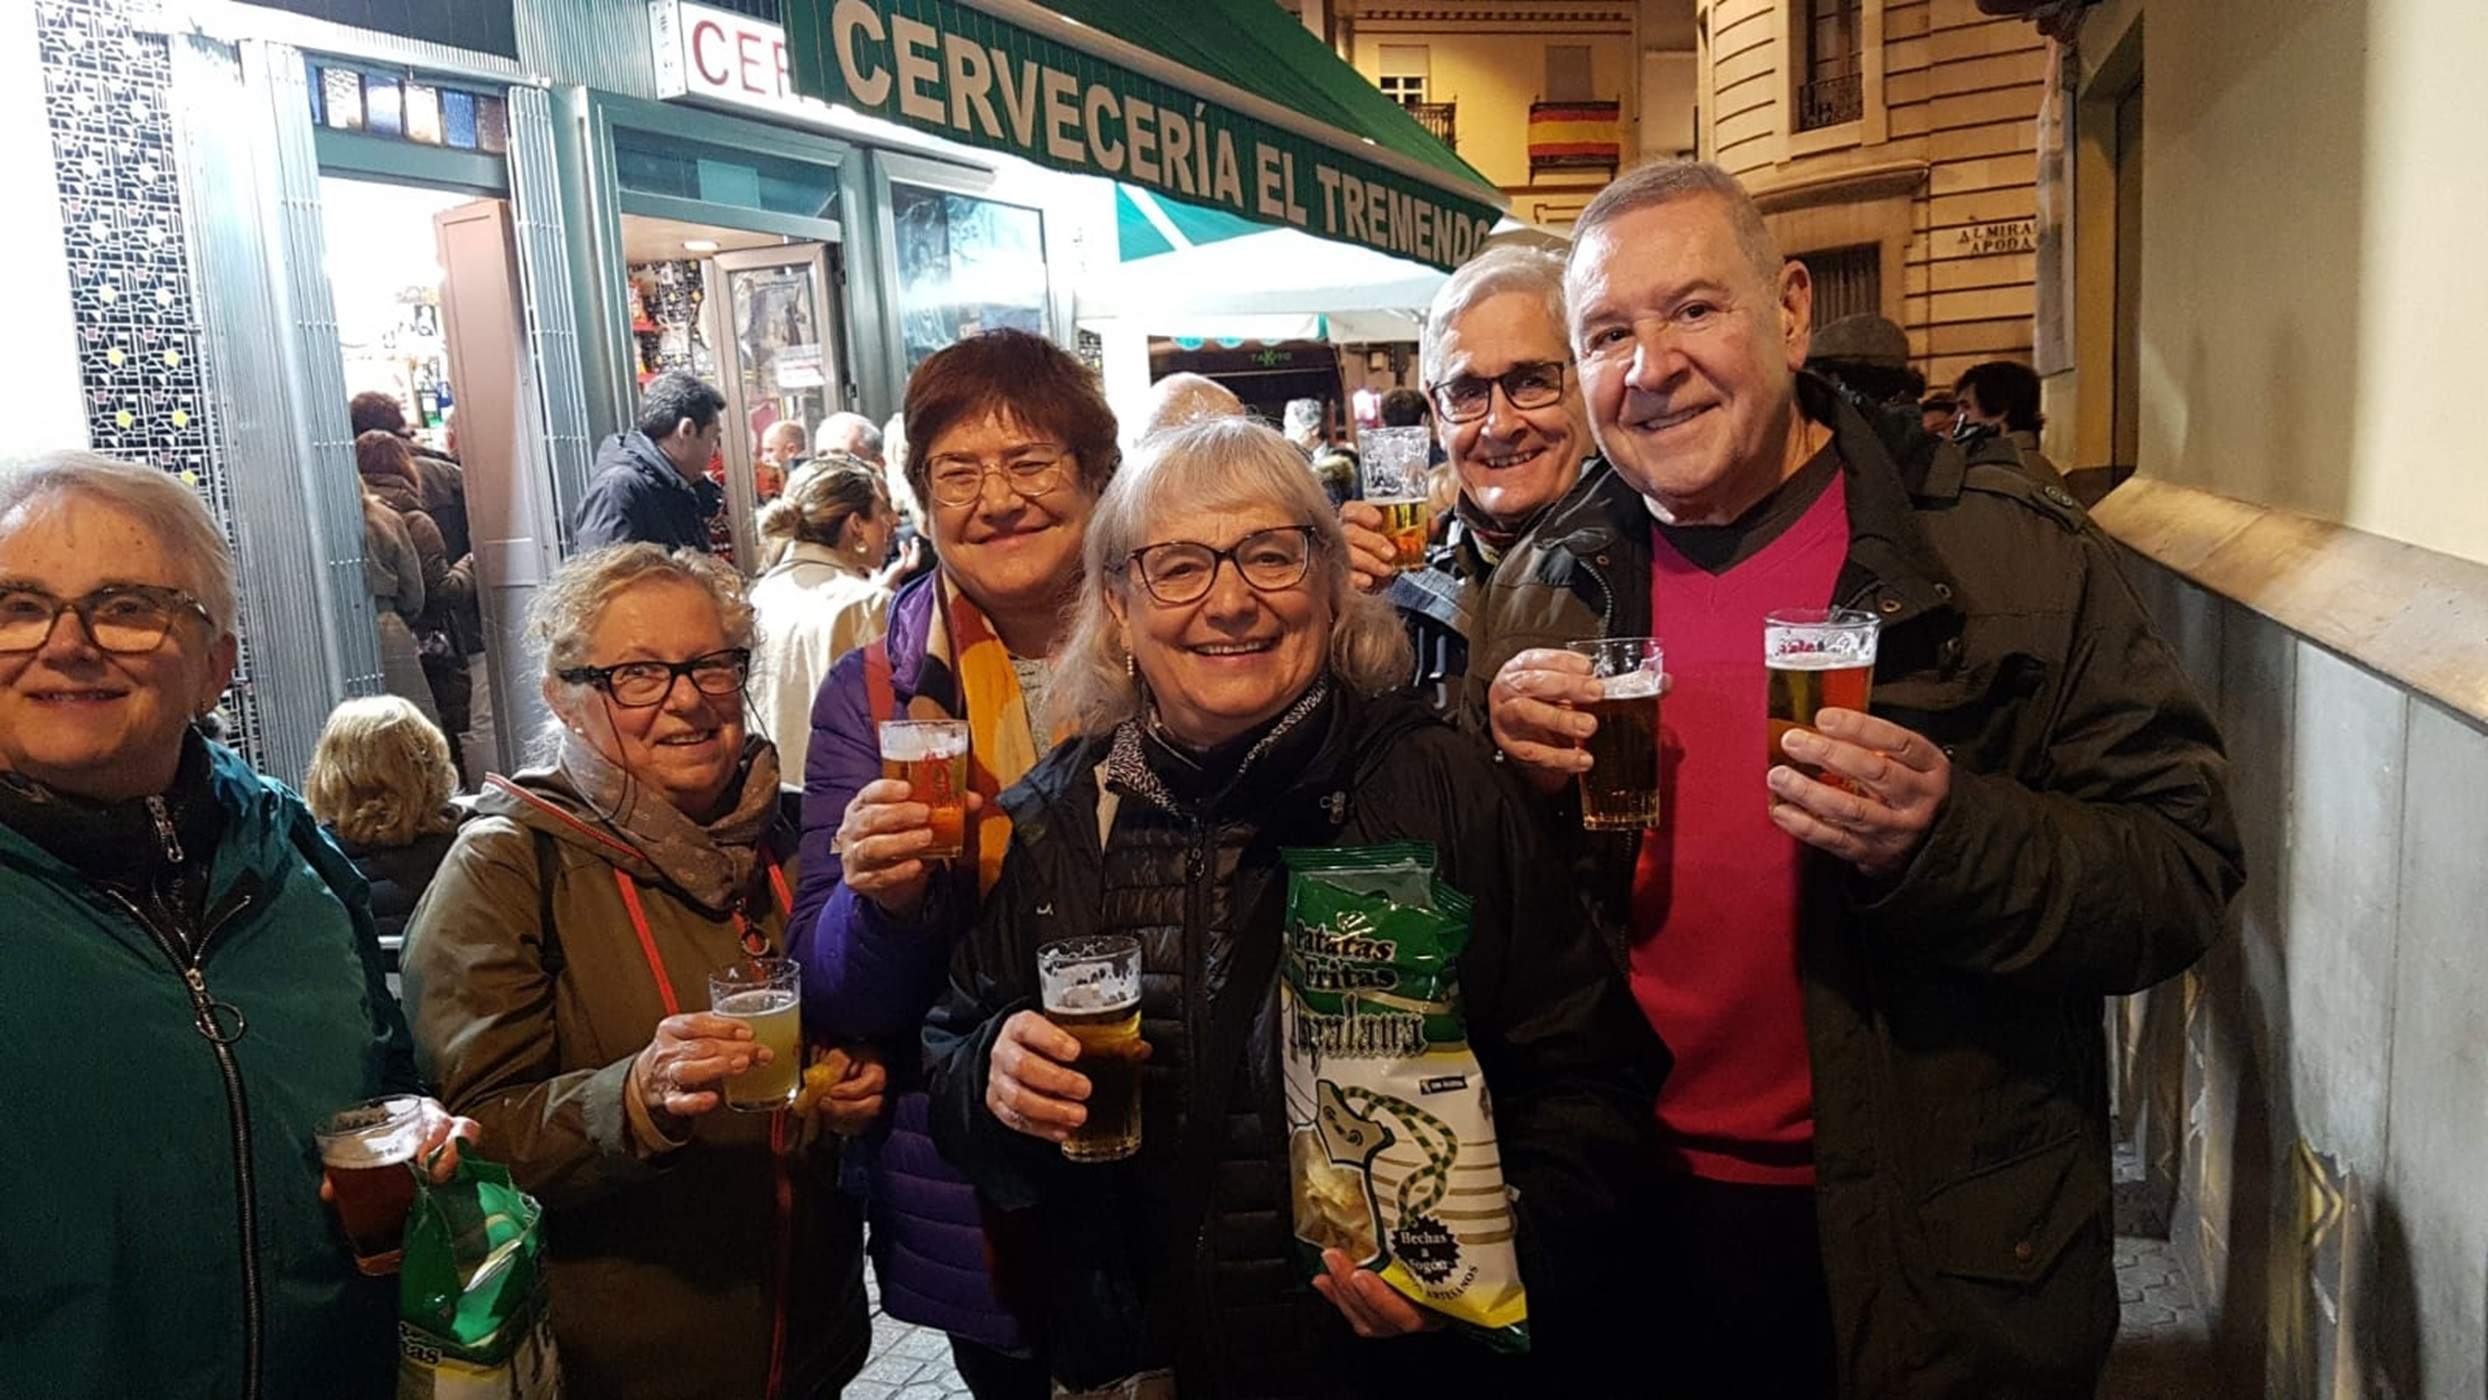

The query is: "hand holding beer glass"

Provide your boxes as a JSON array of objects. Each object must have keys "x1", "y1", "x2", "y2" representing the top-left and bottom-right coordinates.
[
  {"x1": 1567, "y1": 637, "x2": 1666, "y2": 830},
  {"x1": 1356, "y1": 427, "x2": 1436, "y2": 570},
  {"x1": 316, "y1": 1094, "x2": 477, "y2": 1275},
  {"x1": 709, "y1": 957, "x2": 804, "y2": 1112},
  {"x1": 837, "y1": 719, "x2": 982, "y2": 920},
  {"x1": 1762, "y1": 607, "x2": 1954, "y2": 878},
  {"x1": 986, "y1": 935, "x2": 1149, "y2": 1160}
]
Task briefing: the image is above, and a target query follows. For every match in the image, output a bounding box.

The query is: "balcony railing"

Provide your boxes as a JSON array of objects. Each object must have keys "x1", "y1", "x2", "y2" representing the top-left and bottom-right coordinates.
[
  {"x1": 1405, "y1": 100, "x2": 1456, "y2": 151},
  {"x1": 1796, "y1": 72, "x2": 1864, "y2": 130}
]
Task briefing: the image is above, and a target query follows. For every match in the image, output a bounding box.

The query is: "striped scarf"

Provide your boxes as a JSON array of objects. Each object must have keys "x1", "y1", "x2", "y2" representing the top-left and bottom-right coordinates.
[{"x1": 886, "y1": 576, "x2": 1062, "y2": 895}]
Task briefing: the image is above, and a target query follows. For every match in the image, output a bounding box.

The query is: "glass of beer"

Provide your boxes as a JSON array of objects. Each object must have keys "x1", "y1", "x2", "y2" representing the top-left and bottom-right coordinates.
[
  {"x1": 1568, "y1": 637, "x2": 1664, "y2": 831},
  {"x1": 1038, "y1": 935, "x2": 1145, "y2": 1163},
  {"x1": 1357, "y1": 426, "x2": 1434, "y2": 568},
  {"x1": 710, "y1": 957, "x2": 804, "y2": 1112},
  {"x1": 1765, "y1": 608, "x2": 1880, "y2": 780},
  {"x1": 879, "y1": 719, "x2": 969, "y2": 861},
  {"x1": 316, "y1": 1094, "x2": 427, "y2": 1275}
]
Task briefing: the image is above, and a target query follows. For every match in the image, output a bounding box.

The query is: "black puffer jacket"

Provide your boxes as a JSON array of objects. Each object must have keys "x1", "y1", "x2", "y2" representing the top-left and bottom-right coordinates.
[{"x1": 924, "y1": 684, "x2": 1663, "y2": 1396}]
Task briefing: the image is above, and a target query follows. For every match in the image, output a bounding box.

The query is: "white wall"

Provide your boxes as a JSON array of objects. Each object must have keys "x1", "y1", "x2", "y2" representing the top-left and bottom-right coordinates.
[{"x1": 2, "y1": 5, "x2": 90, "y2": 455}]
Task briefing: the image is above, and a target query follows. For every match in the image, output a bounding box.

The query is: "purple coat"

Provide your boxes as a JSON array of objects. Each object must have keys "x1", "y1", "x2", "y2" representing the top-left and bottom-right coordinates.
[{"x1": 793, "y1": 575, "x2": 1025, "y2": 1350}]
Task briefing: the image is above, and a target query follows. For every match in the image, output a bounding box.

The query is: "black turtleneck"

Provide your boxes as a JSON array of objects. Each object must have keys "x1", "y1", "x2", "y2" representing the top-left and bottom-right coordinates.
[
  {"x1": 1138, "y1": 679, "x2": 1336, "y2": 811},
  {"x1": 1654, "y1": 435, "x2": 1843, "y2": 576},
  {"x1": 0, "y1": 728, "x2": 225, "y2": 953}
]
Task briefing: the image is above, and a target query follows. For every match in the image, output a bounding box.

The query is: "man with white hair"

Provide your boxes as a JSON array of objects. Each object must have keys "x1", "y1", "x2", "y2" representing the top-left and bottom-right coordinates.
[
  {"x1": 815, "y1": 410, "x2": 885, "y2": 469},
  {"x1": 1473, "y1": 162, "x2": 2243, "y2": 1395},
  {"x1": 1339, "y1": 245, "x2": 1593, "y2": 713},
  {"x1": 1135, "y1": 371, "x2": 1242, "y2": 438}
]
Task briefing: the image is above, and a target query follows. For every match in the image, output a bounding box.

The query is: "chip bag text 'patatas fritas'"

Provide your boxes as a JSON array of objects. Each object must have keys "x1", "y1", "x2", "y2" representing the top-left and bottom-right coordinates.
[{"x1": 1279, "y1": 843, "x2": 1527, "y2": 1351}]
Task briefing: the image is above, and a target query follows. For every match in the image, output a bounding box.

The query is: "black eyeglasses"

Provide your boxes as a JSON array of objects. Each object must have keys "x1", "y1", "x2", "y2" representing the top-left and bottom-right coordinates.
[
  {"x1": 1117, "y1": 526, "x2": 1319, "y2": 607},
  {"x1": 923, "y1": 446, "x2": 1072, "y2": 508},
  {"x1": 557, "y1": 647, "x2": 751, "y2": 709},
  {"x1": 0, "y1": 584, "x2": 213, "y2": 655},
  {"x1": 1426, "y1": 360, "x2": 1570, "y2": 424}
]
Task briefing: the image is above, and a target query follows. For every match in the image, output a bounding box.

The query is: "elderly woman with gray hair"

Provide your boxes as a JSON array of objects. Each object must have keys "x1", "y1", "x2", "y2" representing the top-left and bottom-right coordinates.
[
  {"x1": 1340, "y1": 245, "x2": 1595, "y2": 716},
  {"x1": 922, "y1": 417, "x2": 1662, "y2": 1397},
  {"x1": 0, "y1": 452, "x2": 472, "y2": 1398},
  {"x1": 402, "y1": 543, "x2": 881, "y2": 1399}
]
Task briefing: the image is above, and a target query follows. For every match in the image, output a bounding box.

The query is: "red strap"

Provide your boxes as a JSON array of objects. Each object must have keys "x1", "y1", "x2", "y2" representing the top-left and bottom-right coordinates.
[
  {"x1": 863, "y1": 639, "x2": 897, "y2": 725},
  {"x1": 611, "y1": 868, "x2": 681, "y2": 1017}
]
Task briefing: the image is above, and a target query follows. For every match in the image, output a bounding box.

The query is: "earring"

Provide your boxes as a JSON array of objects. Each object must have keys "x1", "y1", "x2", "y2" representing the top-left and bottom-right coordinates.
[{"x1": 1124, "y1": 653, "x2": 1136, "y2": 681}]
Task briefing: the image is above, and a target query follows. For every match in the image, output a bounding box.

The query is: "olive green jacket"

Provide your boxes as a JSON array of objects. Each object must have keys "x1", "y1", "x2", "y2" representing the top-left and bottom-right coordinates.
[{"x1": 401, "y1": 760, "x2": 866, "y2": 1400}]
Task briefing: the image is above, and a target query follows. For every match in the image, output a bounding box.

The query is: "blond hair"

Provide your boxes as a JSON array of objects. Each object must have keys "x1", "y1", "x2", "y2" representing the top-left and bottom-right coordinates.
[
  {"x1": 529, "y1": 544, "x2": 757, "y2": 678},
  {"x1": 1051, "y1": 417, "x2": 1412, "y2": 738},
  {"x1": 304, "y1": 695, "x2": 459, "y2": 846},
  {"x1": 755, "y1": 454, "x2": 884, "y2": 568}
]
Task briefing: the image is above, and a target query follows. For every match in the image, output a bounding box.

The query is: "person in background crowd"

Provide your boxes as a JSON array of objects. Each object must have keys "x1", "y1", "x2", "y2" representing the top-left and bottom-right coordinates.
[
  {"x1": 1136, "y1": 371, "x2": 1243, "y2": 438},
  {"x1": 1281, "y1": 396, "x2": 1324, "y2": 458},
  {"x1": 575, "y1": 370, "x2": 729, "y2": 552},
  {"x1": 751, "y1": 458, "x2": 905, "y2": 787},
  {"x1": 876, "y1": 408, "x2": 941, "y2": 590},
  {"x1": 923, "y1": 417, "x2": 1661, "y2": 1396},
  {"x1": 795, "y1": 329, "x2": 1120, "y2": 1398},
  {"x1": 1954, "y1": 359, "x2": 2070, "y2": 489},
  {"x1": 358, "y1": 430, "x2": 475, "y2": 779},
  {"x1": 757, "y1": 418, "x2": 808, "y2": 501},
  {"x1": 0, "y1": 451, "x2": 474, "y2": 1398},
  {"x1": 818, "y1": 410, "x2": 888, "y2": 469},
  {"x1": 1804, "y1": 313, "x2": 1929, "y2": 427},
  {"x1": 361, "y1": 481, "x2": 442, "y2": 728},
  {"x1": 305, "y1": 694, "x2": 470, "y2": 960},
  {"x1": 1918, "y1": 391, "x2": 1958, "y2": 439},
  {"x1": 1477, "y1": 160, "x2": 2243, "y2": 1397},
  {"x1": 1282, "y1": 397, "x2": 1357, "y2": 508},
  {"x1": 1340, "y1": 246, "x2": 1593, "y2": 716},
  {"x1": 352, "y1": 390, "x2": 492, "y2": 779},
  {"x1": 403, "y1": 544, "x2": 882, "y2": 1399}
]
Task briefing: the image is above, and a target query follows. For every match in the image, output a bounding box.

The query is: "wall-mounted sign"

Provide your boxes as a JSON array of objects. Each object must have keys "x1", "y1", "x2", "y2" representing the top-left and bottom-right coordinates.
[
  {"x1": 1952, "y1": 218, "x2": 2037, "y2": 257},
  {"x1": 650, "y1": 1, "x2": 827, "y2": 125}
]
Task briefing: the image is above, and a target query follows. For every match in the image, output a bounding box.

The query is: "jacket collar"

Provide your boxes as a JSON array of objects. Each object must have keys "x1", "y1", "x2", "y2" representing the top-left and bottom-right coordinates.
[
  {"x1": 881, "y1": 571, "x2": 942, "y2": 698},
  {"x1": 764, "y1": 540, "x2": 872, "y2": 580},
  {"x1": 1806, "y1": 374, "x2": 1964, "y2": 632},
  {"x1": 617, "y1": 431, "x2": 702, "y2": 498}
]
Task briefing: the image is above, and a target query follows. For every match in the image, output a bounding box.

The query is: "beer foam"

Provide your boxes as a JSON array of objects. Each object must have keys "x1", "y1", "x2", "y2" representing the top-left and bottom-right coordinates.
[
  {"x1": 879, "y1": 723, "x2": 967, "y2": 762},
  {"x1": 1764, "y1": 648, "x2": 1876, "y2": 671},
  {"x1": 714, "y1": 988, "x2": 798, "y2": 1018},
  {"x1": 1598, "y1": 669, "x2": 1664, "y2": 701},
  {"x1": 1048, "y1": 983, "x2": 1140, "y2": 1015}
]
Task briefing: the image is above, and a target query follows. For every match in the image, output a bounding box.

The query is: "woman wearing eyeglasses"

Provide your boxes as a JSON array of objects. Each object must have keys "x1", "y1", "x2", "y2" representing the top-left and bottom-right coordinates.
[
  {"x1": 1339, "y1": 246, "x2": 1596, "y2": 718},
  {"x1": 790, "y1": 329, "x2": 1120, "y2": 1398},
  {"x1": 0, "y1": 452, "x2": 475, "y2": 1399},
  {"x1": 401, "y1": 544, "x2": 881, "y2": 1399},
  {"x1": 921, "y1": 418, "x2": 1662, "y2": 1397}
]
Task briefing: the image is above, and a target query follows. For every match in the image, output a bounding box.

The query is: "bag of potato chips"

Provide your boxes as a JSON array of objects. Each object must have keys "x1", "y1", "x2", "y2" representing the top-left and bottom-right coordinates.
[{"x1": 1279, "y1": 843, "x2": 1528, "y2": 1352}]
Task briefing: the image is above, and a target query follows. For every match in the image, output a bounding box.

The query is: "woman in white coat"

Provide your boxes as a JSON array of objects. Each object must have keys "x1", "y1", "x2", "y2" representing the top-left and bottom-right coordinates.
[{"x1": 748, "y1": 456, "x2": 907, "y2": 787}]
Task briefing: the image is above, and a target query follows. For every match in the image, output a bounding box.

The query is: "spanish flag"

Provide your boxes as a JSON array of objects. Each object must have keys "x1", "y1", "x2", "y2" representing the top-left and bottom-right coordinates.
[{"x1": 1529, "y1": 101, "x2": 1622, "y2": 170}]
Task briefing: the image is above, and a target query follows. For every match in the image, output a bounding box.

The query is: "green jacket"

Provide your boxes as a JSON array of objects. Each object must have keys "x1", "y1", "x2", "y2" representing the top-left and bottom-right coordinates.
[
  {"x1": 0, "y1": 742, "x2": 415, "y2": 1400},
  {"x1": 400, "y1": 761, "x2": 868, "y2": 1400},
  {"x1": 1466, "y1": 377, "x2": 2246, "y2": 1396}
]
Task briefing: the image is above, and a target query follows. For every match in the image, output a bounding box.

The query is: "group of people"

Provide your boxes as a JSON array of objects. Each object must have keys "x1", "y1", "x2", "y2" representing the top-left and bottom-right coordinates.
[{"x1": 2, "y1": 158, "x2": 2243, "y2": 1400}]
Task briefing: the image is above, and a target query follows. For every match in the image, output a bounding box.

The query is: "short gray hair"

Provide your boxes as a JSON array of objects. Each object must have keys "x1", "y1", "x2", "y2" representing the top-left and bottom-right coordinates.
[
  {"x1": 1419, "y1": 245, "x2": 1569, "y2": 387},
  {"x1": 1051, "y1": 417, "x2": 1412, "y2": 738},
  {"x1": 1138, "y1": 373, "x2": 1243, "y2": 438},
  {"x1": 1281, "y1": 398, "x2": 1323, "y2": 441},
  {"x1": 0, "y1": 450, "x2": 239, "y2": 638},
  {"x1": 529, "y1": 543, "x2": 756, "y2": 679},
  {"x1": 1568, "y1": 160, "x2": 1783, "y2": 287}
]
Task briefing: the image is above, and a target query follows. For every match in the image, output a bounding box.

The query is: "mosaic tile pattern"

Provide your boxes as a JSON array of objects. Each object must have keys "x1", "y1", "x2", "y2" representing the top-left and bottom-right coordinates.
[{"x1": 36, "y1": 0, "x2": 266, "y2": 764}]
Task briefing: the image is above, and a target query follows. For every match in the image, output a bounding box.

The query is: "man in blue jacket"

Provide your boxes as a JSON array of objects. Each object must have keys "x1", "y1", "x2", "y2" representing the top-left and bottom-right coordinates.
[{"x1": 575, "y1": 370, "x2": 728, "y2": 552}]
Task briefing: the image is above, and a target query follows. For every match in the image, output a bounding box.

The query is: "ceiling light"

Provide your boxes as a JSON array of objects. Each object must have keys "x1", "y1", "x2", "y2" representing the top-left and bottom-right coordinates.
[{"x1": 682, "y1": 238, "x2": 720, "y2": 253}]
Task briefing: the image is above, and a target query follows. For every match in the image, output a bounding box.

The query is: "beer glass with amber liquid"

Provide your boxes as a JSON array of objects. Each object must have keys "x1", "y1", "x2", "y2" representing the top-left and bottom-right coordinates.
[
  {"x1": 1038, "y1": 935, "x2": 1145, "y2": 1162},
  {"x1": 1568, "y1": 636, "x2": 1665, "y2": 830},
  {"x1": 1765, "y1": 608, "x2": 1880, "y2": 779},
  {"x1": 879, "y1": 719, "x2": 970, "y2": 860},
  {"x1": 709, "y1": 957, "x2": 803, "y2": 1112},
  {"x1": 1357, "y1": 426, "x2": 1435, "y2": 568},
  {"x1": 316, "y1": 1095, "x2": 426, "y2": 1275}
]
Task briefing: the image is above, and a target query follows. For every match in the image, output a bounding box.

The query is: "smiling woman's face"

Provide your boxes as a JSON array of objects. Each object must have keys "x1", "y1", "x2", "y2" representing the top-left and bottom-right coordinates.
[
  {"x1": 1111, "y1": 501, "x2": 1332, "y2": 750},
  {"x1": 554, "y1": 577, "x2": 745, "y2": 816},
  {"x1": 0, "y1": 492, "x2": 233, "y2": 801},
  {"x1": 924, "y1": 411, "x2": 1095, "y2": 631}
]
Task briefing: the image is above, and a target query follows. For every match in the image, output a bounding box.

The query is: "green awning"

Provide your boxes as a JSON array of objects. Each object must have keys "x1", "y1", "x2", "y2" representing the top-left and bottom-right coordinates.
[{"x1": 783, "y1": 0, "x2": 1505, "y2": 272}]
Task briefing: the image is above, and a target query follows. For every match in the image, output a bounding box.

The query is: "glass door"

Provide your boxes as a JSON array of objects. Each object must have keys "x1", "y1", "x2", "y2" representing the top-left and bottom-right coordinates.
[{"x1": 712, "y1": 244, "x2": 842, "y2": 571}]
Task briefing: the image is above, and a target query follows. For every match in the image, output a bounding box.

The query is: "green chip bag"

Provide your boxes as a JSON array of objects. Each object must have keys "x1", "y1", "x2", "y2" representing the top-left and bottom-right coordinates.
[
  {"x1": 1280, "y1": 843, "x2": 1528, "y2": 1352},
  {"x1": 397, "y1": 1155, "x2": 561, "y2": 1400}
]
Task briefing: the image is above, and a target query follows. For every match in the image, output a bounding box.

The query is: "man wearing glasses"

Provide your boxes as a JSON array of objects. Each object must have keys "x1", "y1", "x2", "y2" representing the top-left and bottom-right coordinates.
[{"x1": 1341, "y1": 245, "x2": 1596, "y2": 716}]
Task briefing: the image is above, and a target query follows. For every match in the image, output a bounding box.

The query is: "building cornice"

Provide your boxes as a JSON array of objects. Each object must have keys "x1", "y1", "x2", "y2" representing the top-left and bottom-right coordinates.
[{"x1": 1744, "y1": 159, "x2": 1930, "y2": 213}]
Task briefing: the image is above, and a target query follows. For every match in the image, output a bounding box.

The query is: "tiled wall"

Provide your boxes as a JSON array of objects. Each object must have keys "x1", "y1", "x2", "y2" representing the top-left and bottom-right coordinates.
[
  {"x1": 34, "y1": 0, "x2": 266, "y2": 764},
  {"x1": 2117, "y1": 550, "x2": 2488, "y2": 1397}
]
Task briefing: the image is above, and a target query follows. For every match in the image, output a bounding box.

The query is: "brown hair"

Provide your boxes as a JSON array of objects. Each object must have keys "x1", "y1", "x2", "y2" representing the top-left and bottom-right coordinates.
[
  {"x1": 902, "y1": 329, "x2": 1120, "y2": 508},
  {"x1": 354, "y1": 429, "x2": 417, "y2": 489},
  {"x1": 304, "y1": 695, "x2": 459, "y2": 846},
  {"x1": 348, "y1": 391, "x2": 406, "y2": 436}
]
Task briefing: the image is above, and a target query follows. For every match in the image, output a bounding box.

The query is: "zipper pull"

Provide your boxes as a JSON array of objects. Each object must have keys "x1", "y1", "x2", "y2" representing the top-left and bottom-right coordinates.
[
  {"x1": 185, "y1": 967, "x2": 248, "y2": 1044},
  {"x1": 146, "y1": 795, "x2": 185, "y2": 865}
]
